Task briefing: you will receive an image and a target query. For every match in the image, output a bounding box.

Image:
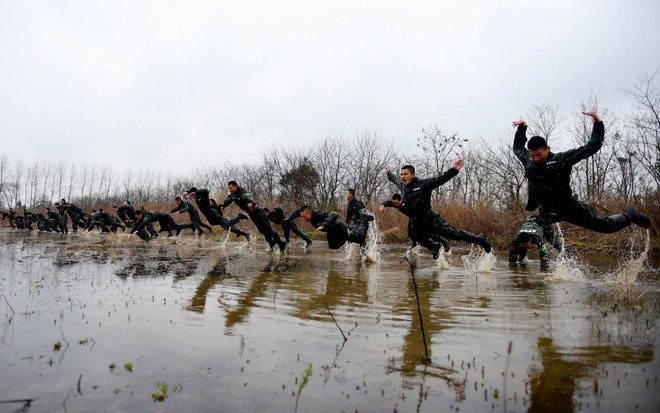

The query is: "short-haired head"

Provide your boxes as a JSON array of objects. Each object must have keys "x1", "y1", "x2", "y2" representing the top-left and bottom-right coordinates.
[
  {"x1": 527, "y1": 136, "x2": 547, "y2": 151},
  {"x1": 175, "y1": 196, "x2": 182, "y2": 202},
  {"x1": 527, "y1": 136, "x2": 551, "y2": 164},
  {"x1": 401, "y1": 165, "x2": 415, "y2": 174},
  {"x1": 392, "y1": 193, "x2": 402, "y2": 201}
]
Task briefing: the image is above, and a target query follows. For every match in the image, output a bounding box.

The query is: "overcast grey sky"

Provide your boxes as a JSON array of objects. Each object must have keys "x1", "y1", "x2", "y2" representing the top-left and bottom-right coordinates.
[{"x1": 1, "y1": 0, "x2": 658, "y2": 173}]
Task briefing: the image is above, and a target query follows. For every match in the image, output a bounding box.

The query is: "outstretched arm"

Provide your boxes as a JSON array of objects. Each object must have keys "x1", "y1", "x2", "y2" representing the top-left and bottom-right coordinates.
[
  {"x1": 427, "y1": 161, "x2": 461, "y2": 190},
  {"x1": 560, "y1": 112, "x2": 605, "y2": 166},
  {"x1": 385, "y1": 165, "x2": 405, "y2": 192},
  {"x1": 512, "y1": 119, "x2": 529, "y2": 162},
  {"x1": 582, "y1": 111, "x2": 600, "y2": 123}
]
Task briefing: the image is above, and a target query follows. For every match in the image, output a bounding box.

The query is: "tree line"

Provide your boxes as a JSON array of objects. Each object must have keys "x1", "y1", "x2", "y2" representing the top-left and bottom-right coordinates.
[{"x1": 1, "y1": 74, "x2": 658, "y2": 214}]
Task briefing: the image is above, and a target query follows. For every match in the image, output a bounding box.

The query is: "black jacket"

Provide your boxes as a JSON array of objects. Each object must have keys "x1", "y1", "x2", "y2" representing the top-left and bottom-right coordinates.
[
  {"x1": 387, "y1": 168, "x2": 459, "y2": 219},
  {"x1": 513, "y1": 122, "x2": 604, "y2": 208},
  {"x1": 170, "y1": 200, "x2": 201, "y2": 221},
  {"x1": 288, "y1": 208, "x2": 339, "y2": 232},
  {"x1": 346, "y1": 198, "x2": 366, "y2": 225},
  {"x1": 220, "y1": 186, "x2": 255, "y2": 213}
]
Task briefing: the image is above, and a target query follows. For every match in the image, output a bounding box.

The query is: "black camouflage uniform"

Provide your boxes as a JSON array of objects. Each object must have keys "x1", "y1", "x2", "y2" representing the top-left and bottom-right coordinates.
[
  {"x1": 129, "y1": 211, "x2": 194, "y2": 240},
  {"x1": 1, "y1": 210, "x2": 17, "y2": 228},
  {"x1": 220, "y1": 185, "x2": 286, "y2": 252},
  {"x1": 508, "y1": 215, "x2": 552, "y2": 268},
  {"x1": 170, "y1": 198, "x2": 213, "y2": 236},
  {"x1": 266, "y1": 206, "x2": 312, "y2": 246},
  {"x1": 346, "y1": 197, "x2": 367, "y2": 226},
  {"x1": 187, "y1": 188, "x2": 250, "y2": 241},
  {"x1": 55, "y1": 203, "x2": 68, "y2": 234},
  {"x1": 88, "y1": 211, "x2": 126, "y2": 233},
  {"x1": 42, "y1": 208, "x2": 61, "y2": 232},
  {"x1": 22, "y1": 210, "x2": 35, "y2": 230},
  {"x1": 381, "y1": 199, "x2": 451, "y2": 252},
  {"x1": 288, "y1": 207, "x2": 372, "y2": 250},
  {"x1": 387, "y1": 168, "x2": 491, "y2": 257},
  {"x1": 513, "y1": 119, "x2": 650, "y2": 232},
  {"x1": 59, "y1": 202, "x2": 87, "y2": 232},
  {"x1": 113, "y1": 204, "x2": 136, "y2": 227}
]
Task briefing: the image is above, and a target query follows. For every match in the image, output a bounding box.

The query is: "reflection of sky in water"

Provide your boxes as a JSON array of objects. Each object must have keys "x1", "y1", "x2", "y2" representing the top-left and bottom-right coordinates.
[{"x1": 0, "y1": 232, "x2": 657, "y2": 413}]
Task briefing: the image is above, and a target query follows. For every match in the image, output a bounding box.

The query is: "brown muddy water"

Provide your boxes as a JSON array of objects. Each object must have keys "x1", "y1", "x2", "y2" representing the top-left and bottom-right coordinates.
[{"x1": 0, "y1": 230, "x2": 658, "y2": 413}]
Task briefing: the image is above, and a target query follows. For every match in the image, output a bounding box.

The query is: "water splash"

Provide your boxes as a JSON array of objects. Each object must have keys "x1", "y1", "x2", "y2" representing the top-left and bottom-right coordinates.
[
  {"x1": 405, "y1": 245, "x2": 420, "y2": 259},
  {"x1": 435, "y1": 252, "x2": 450, "y2": 270},
  {"x1": 362, "y1": 212, "x2": 381, "y2": 263},
  {"x1": 220, "y1": 226, "x2": 233, "y2": 247},
  {"x1": 611, "y1": 229, "x2": 650, "y2": 286},
  {"x1": 545, "y1": 224, "x2": 584, "y2": 283},
  {"x1": 344, "y1": 242, "x2": 358, "y2": 260},
  {"x1": 460, "y1": 246, "x2": 496, "y2": 273}
]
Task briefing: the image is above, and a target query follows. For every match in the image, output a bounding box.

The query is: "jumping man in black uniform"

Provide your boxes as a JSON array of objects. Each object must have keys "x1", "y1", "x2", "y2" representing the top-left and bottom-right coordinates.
[
  {"x1": 288, "y1": 206, "x2": 373, "y2": 250},
  {"x1": 185, "y1": 187, "x2": 250, "y2": 241},
  {"x1": 170, "y1": 196, "x2": 213, "y2": 236},
  {"x1": 220, "y1": 181, "x2": 286, "y2": 252},
  {"x1": 386, "y1": 162, "x2": 491, "y2": 258},
  {"x1": 113, "y1": 200, "x2": 136, "y2": 227},
  {"x1": 128, "y1": 210, "x2": 194, "y2": 240},
  {"x1": 512, "y1": 111, "x2": 651, "y2": 234},
  {"x1": 264, "y1": 206, "x2": 312, "y2": 247},
  {"x1": 380, "y1": 193, "x2": 451, "y2": 253}
]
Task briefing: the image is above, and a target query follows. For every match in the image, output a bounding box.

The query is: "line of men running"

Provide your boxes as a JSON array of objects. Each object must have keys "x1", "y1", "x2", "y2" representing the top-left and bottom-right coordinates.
[{"x1": 1, "y1": 113, "x2": 653, "y2": 262}]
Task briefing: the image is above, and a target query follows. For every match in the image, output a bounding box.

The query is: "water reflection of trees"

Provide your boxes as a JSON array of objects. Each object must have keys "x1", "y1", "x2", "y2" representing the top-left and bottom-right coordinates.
[
  {"x1": 527, "y1": 337, "x2": 653, "y2": 413},
  {"x1": 528, "y1": 288, "x2": 655, "y2": 413}
]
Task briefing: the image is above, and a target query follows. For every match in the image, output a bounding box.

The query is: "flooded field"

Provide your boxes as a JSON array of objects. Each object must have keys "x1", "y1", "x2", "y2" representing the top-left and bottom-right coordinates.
[{"x1": 0, "y1": 230, "x2": 658, "y2": 413}]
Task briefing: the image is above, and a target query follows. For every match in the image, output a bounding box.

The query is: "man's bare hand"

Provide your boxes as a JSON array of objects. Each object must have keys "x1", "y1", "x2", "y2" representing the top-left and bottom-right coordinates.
[
  {"x1": 512, "y1": 120, "x2": 526, "y2": 128},
  {"x1": 581, "y1": 111, "x2": 600, "y2": 123},
  {"x1": 453, "y1": 159, "x2": 465, "y2": 170}
]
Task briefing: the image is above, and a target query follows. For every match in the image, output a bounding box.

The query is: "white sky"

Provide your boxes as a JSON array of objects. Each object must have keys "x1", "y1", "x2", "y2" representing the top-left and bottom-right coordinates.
[{"x1": 1, "y1": 0, "x2": 658, "y2": 173}]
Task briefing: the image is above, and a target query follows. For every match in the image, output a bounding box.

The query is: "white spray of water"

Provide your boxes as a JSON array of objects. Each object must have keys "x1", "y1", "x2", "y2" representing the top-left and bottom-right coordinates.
[
  {"x1": 362, "y1": 213, "x2": 381, "y2": 263},
  {"x1": 344, "y1": 242, "x2": 358, "y2": 260},
  {"x1": 545, "y1": 223, "x2": 584, "y2": 283},
  {"x1": 435, "y1": 252, "x2": 450, "y2": 270},
  {"x1": 220, "y1": 226, "x2": 233, "y2": 247},
  {"x1": 460, "y1": 246, "x2": 496, "y2": 273},
  {"x1": 405, "y1": 245, "x2": 420, "y2": 259},
  {"x1": 610, "y1": 229, "x2": 650, "y2": 286}
]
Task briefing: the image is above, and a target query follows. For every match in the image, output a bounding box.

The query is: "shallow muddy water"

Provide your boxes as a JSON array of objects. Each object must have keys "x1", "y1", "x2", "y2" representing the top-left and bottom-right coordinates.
[{"x1": 0, "y1": 230, "x2": 658, "y2": 413}]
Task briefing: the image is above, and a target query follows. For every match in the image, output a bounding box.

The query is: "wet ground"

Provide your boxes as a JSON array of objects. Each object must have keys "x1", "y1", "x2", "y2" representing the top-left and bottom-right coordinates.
[{"x1": 0, "y1": 230, "x2": 658, "y2": 413}]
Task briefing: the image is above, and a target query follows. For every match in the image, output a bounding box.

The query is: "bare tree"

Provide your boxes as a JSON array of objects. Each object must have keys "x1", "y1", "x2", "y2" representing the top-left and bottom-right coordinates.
[
  {"x1": 526, "y1": 103, "x2": 563, "y2": 144},
  {"x1": 622, "y1": 71, "x2": 660, "y2": 189},
  {"x1": 310, "y1": 135, "x2": 350, "y2": 210},
  {"x1": 66, "y1": 162, "x2": 75, "y2": 202},
  {"x1": 569, "y1": 89, "x2": 616, "y2": 202},
  {"x1": 345, "y1": 129, "x2": 395, "y2": 205},
  {"x1": 0, "y1": 153, "x2": 9, "y2": 207}
]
